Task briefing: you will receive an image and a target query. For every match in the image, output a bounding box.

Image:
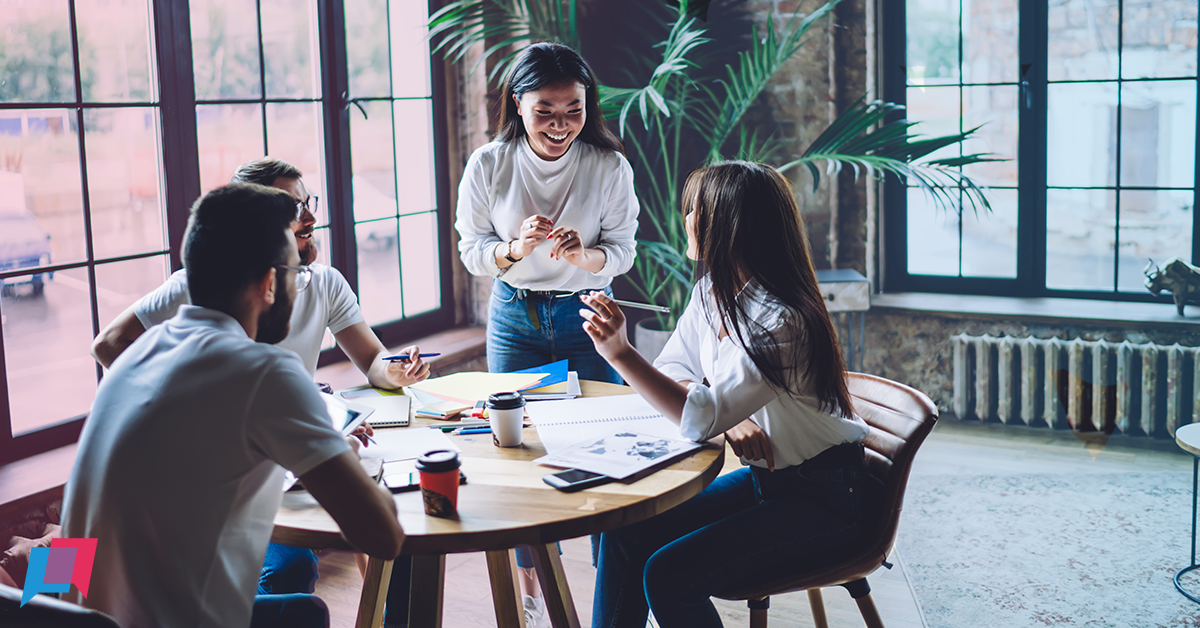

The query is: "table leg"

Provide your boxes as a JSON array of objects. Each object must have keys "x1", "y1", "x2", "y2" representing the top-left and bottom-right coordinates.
[
  {"x1": 408, "y1": 554, "x2": 446, "y2": 628},
  {"x1": 530, "y1": 542, "x2": 581, "y2": 628},
  {"x1": 1176, "y1": 455, "x2": 1200, "y2": 604},
  {"x1": 486, "y1": 549, "x2": 527, "y2": 628},
  {"x1": 354, "y1": 557, "x2": 393, "y2": 628}
]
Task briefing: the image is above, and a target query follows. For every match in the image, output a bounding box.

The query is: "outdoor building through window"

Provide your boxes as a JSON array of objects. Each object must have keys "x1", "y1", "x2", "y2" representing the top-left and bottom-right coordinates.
[
  {"x1": 0, "y1": 0, "x2": 453, "y2": 463},
  {"x1": 886, "y1": 0, "x2": 1198, "y2": 300}
]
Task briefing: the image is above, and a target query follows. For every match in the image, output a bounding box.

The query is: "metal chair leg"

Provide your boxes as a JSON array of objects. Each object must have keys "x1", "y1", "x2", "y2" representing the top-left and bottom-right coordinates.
[
  {"x1": 807, "y1": 589, "x2": 829, "y2": 628},
  {"x1": 747, "y1": 596, "x2": 769, "y2": 628}
]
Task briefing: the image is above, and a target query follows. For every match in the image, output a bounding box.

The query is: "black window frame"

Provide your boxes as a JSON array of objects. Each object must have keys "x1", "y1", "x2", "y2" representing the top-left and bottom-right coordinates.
[
  {"x1": 881, "y1": 0, "x2": 1200, "y2": 302},
  {"x1": 0, "y1": 0, "x2": 456, "y2": 464}
]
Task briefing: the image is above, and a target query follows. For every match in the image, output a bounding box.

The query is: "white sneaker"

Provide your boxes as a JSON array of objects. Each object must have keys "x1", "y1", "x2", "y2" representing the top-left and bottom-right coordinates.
[{"x1": 523, "y1": 594, "x2": 549, "y2": 628}]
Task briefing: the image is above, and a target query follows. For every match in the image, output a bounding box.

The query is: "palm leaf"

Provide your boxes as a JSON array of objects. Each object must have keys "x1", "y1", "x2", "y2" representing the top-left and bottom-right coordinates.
[{"x1": 428, "y1": 0, "x2": 581, "y2": 86}]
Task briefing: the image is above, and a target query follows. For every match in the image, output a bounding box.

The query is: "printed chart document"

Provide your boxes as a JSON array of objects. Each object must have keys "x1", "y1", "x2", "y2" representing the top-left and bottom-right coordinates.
[{"x1": 529, "y1": 394, "x2": 701, "y2": 479}]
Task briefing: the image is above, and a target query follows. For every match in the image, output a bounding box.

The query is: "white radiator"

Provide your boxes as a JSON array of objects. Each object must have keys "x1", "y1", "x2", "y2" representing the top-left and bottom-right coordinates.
[{"x1": 951, "y1": 334, "x2": 1200, "y2": 438}]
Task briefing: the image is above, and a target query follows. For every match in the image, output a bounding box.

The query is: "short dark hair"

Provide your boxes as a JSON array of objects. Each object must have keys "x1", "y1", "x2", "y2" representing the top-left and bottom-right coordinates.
[
  {"x1": 230, "y1": 158, "x2": 303, "y2": 187},
  {"x1": 183, "y1": 184, "x2": 297, "y2": 313},
  {"x1": 497, "y1": 42, "x2": 623, "y2": 154}
]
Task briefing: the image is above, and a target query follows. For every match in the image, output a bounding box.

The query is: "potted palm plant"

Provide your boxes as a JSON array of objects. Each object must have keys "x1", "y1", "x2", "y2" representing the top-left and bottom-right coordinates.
[{"x1": 430, "y1": 0, "x2": 996, "y2": 358}]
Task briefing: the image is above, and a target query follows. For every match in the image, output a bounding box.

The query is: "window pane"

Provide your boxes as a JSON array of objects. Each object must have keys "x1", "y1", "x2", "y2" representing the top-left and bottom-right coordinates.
[
  {"x1": 962, "y1": 85, "x2": 1018, "y2": 187},
  {"x1": 962, "y1": 0, "x2": 1018, "y2": 84},
  {"x1": 0, "y1": 0, "x2": 76, "y2": 103},
  {"x1": 196, "y1": 103, "x2": 264, "y2": 193},
  {"x1": 346, "y1": 0, "x2": 391, "y2": 98},
  {"x1": 961, "y1": 188, "x2": 1017, "y2": 278},
  {"x1": 1122, "y1": 2, "x2": 1198, "y2": 80},
  {"x1": 906, "y1": 0, "x2": 959, "y2": 86},
  {"x1": 393, "y1": 100, "x2": 435, "y2": 212},
  {"x1": 1046, "y1": 188, "x2": 1116, "y2": 291},
  {"x1": 1117, "y1": 190, "x2": 1193, "y2": 292},
  {"x1": 265, "y1": 101, "x2": 325, "y2": 214},
  {"x1": 191, "y1": 0, "x2": 262, "y2": 100},
  {"x1": 1047, "y1": 0, "x2": 1120, "y2": 81},
  {"x1": 1047, "y1": 82, "x2": 1118, "y2": 188},
  {"x1": 77, "y1": 0, "x2": 155, "y2": 102},
  {"x1": 400, "y1": 211, "x2": 439, "y2": 316},
  {"x1": 906, "y1": 86, "x2": 960, "y2": 185},
  {"x1": 86, "y1": 108, "x2": 165, "y2": 259},
  {"x1": 352, "y1": 100, "x2": 397, "y2": 222},
  {"x1": 94, "y1": 254, "x2": 168, "y2": 329},
  {"x1": 389, "y1": 0, "x2": 431, "y2": 98},
  {"x1": 907, "y1": 188, "x2": 960, "y2": 276},
  {"x1": 262, "y1": 0, "x2": 320, "y2": 99},
  {"x1": 357, "y1": 219, "x2": 401, "y2": 327},
  {"x1": 1119, "y1": 80, "x2": 1196, "y2": 189},
  {"x1": 3, "y1": 266, "x2": 96, "y2": 435},
  {"x1": 0, "y1": 110, "x2": 87, "y2": 267}
]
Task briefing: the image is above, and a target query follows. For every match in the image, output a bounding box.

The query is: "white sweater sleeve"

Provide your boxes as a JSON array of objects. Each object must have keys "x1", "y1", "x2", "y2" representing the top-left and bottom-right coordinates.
[
  {"x1": 454, "y1": 150, "x2": 506, "y2": 278},
  {"x1": 593, "y1": 154, "x2": 640, "y2": 277}
]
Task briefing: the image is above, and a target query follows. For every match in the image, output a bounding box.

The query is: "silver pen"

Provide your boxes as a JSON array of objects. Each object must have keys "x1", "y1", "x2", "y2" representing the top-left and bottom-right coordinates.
[{"x1": 610, "y1": 299, "x2": 670, "y2": 313}]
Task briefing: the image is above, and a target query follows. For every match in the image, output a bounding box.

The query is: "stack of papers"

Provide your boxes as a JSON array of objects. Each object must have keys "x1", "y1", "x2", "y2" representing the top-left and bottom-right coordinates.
[
  {"x1": 407, "y1": 387, "x2": 473, "y2": 419},
  {"x1": 408, "y1": 371, "x2": 548, "y2": 404},
  {"x1": 522, "y1": 371, "x2": 581, "y2": 400}
]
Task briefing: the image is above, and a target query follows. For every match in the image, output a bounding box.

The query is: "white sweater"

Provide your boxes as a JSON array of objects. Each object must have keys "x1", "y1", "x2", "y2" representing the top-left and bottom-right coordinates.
[{"x1": 454, "y1": 137, "x2": 640, "y2": 291}]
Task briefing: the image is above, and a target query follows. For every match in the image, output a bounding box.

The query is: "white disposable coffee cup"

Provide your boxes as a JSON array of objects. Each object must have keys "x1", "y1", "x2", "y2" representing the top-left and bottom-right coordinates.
[{"x1": 487, "y1": 392, "x2": 525, "y2": 447}]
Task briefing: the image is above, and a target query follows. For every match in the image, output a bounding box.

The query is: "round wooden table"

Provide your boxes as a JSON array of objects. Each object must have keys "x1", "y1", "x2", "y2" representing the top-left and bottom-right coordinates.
[
  {"x1": 1175, "y1": 423, "x2": 1200, "y2": 605},
  {"x1": 272, "y1": 381, "x2": 725, "y2": 628}
]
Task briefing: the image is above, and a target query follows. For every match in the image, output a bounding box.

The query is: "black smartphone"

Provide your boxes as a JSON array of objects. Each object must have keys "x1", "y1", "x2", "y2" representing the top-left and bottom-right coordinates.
[{"x1": 543, "y1": 468, "x2": 612, "y2": 492}]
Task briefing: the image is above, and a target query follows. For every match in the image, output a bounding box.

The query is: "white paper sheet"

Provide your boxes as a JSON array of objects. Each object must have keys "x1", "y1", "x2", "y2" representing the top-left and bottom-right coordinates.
[
  {"x1": 527, "y1": 394, "x2": 687, "y2": 454},
  {"x1": 359, "y1": 427, "x2": 460, "y2": 462}
]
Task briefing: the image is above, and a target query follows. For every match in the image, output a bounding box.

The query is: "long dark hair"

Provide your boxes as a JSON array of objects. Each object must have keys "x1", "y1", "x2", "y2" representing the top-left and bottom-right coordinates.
[
  {"x1": 682, "y1": 161, "x2": 854, "y2": 419},
  {"x1": 496, "y1": 42, "x2": 623, "y2": 154}
]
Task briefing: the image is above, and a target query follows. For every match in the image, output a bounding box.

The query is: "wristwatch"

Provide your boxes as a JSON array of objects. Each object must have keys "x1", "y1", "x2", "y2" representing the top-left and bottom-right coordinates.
[{"x1": 503, "y1": 240, "x2": 522, "y2": 264}]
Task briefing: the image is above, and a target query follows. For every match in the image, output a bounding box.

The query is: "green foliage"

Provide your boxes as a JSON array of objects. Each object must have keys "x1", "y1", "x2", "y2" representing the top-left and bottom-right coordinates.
[
  {"x1": 0, "y1": 17, "x2": 89, "y2": 102},
  {"x1": 429, "y1": 0, "x2": 999, "y2": 330}
]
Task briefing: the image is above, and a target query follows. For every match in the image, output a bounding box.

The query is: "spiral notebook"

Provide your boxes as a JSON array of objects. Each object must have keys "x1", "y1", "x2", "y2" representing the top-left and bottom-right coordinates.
[{"x1": 527, "y1": 394, "x2": 688, "y2": 454}]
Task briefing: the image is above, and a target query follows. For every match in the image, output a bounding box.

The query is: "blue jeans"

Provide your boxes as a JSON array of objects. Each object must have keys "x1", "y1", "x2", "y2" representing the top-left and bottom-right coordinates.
[
  {"x1": 487, "y1": 279, "x2": 621, "y2": 384},
  {"x1": 259, "y1": 542, "x2": 412, "y2": 627},
  {"x1": 591, "y1": 444, "x2": 880, "y2": 628},
  {"x1": 250, "y1": 593, "x2": 329, "y2": 628}
]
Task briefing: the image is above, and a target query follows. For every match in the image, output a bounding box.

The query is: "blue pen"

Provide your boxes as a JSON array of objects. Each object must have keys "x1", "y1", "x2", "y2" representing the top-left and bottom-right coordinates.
[
  {"x1": 381, "y1": 353, "x2": 442, "y2": 361},
  {"x1": 456, "y1": 427, "x2": 492, "y2": 435}
]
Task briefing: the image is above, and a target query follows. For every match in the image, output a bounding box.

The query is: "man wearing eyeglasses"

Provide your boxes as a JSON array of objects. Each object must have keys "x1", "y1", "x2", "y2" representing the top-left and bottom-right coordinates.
[{"x1": 91, "y1": 157, "x2": 430, "y2": 390}]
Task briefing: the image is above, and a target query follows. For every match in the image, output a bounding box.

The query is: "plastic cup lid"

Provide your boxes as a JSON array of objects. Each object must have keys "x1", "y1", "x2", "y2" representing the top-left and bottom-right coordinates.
[
  {"x1": 415, "y1": 449, "x2": 461, "y2": 472},
  {"x1": 487, "y1": 391, "x2": 526, "y2": 409}
]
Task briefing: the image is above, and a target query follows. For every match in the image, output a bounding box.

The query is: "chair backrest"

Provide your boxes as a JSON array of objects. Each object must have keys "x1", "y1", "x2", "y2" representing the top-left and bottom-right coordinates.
[
  {"x1": 0, "y1": 584, "x2": 122, "y2": 628},
  {"x1": 848, "y1": 372, "x2": 939, "y2": 561}
]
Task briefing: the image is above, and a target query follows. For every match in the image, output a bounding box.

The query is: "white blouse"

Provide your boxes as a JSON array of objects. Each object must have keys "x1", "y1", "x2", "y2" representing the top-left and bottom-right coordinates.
[
  {"x1": 653, "y1": 278, "x2": 869, "y2": 469},
  {"x1": 454, "y1": 137, "x2": 640, "y2": 291}
]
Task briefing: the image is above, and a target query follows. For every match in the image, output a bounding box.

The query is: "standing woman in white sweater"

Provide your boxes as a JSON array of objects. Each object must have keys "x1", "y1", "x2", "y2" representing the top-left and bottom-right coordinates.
[{"x1": 455, "y1": 42, "x2": 639, "y2": 384}]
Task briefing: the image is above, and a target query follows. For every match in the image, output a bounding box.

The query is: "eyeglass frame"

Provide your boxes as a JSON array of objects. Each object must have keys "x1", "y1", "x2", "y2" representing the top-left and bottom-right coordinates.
[
  {"x1": 274, "y1": 265, "x2": 313, "y2": 292},
  {"x1": 294, "y1": 195, "x2": 319, "y2": 221}
]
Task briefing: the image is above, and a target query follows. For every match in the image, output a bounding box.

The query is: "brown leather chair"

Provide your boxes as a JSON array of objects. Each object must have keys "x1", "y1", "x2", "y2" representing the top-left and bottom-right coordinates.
[
  {"x1": 714, "y1": 372, "x2": 939, "y2": 628},
  {"x1": 0, "y1": 584, "x2": 121, "y2": 628}
]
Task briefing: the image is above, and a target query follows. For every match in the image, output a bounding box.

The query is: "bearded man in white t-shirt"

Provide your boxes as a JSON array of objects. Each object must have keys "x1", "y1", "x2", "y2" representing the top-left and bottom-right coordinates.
[
  {"x1": 63, "y1": 183, "x2": 406, "y2": 628},
  {"x1": 89, "y1": 158, "x2": 428, "y2": 623}
]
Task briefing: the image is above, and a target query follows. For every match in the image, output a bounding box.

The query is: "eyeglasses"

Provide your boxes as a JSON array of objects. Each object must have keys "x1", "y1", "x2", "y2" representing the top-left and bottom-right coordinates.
[
  {"x1": 294, "y1": 195, "x2": 319, "y2": 221},
  {"x1": 275, "y1": 265, "x2": 313, "y2": 292}
]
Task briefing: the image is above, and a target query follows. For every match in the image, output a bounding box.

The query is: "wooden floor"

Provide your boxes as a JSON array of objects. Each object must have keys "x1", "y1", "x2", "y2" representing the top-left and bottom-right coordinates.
[{"x1": 314, "y1": 420, "x2": 1191, "y2": 628}]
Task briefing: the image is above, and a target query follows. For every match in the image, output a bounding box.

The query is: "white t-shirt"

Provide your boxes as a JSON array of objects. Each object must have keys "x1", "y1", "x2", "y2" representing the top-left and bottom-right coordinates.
[
  {"x1": 653, "y1": 278, "x2": 870, "y2": 469},
  {"x1": 134, "y1": 264, "x2": 363, "y2": 376},
  {"x1": 454, "y1": 137, "x2": 640, "y2": 291},
  {"x1": 62, "y1": 305, "x2": 351, "y2": 628}
]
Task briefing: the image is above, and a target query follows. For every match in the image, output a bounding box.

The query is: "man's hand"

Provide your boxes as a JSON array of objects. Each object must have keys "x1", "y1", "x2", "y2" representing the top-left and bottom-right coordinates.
[
  {"x1": 726, "y1": 419, "x2": 775, "y2": 471},
  {"x1": 382, "y1": 345, "x2": 431, "y2": 388}
]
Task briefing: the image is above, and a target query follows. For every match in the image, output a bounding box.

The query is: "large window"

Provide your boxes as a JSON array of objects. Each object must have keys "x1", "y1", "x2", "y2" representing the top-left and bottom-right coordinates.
[
  {"x1": 884, "y1": 0, "x2": 1199, "y2": 299},
  {"x1": 0, "y1": 0, "x2": 453, "y2": 463}
]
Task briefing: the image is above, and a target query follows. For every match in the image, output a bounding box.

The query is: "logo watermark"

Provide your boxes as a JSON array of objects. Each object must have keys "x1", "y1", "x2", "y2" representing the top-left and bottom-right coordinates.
[{"x1": 20, "y1": 538, "x2": 97, "y2": 607}]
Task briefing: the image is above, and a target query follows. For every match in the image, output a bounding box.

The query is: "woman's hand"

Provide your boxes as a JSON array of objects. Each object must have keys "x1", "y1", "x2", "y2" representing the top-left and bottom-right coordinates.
[
  {"x1": 383, "y1": 345, "x2": 431, "y2": 387},
  {"x1": 548, "y1": 225, "x2": 585, "y2": 264},
  {"x1": 511, "y1": 215, "x2": 554, "y2": 259},
  {"x1": 725, "y1": 419, "x2": 775, "y2": 471},
  {"x1": 579, "y1": 291, "x2": 635, "y2": 364}
]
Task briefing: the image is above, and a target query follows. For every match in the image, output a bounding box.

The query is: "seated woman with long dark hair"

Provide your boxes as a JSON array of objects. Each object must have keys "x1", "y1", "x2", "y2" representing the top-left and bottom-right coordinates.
[{"x1": 579, "y1": 161, "x2": 880, "y2": 627}]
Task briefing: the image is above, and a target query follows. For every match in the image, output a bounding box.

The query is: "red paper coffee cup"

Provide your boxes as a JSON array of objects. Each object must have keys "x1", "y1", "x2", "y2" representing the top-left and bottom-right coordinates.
[{"x1": 415, "y1": 449, "x2": 461, "y2": 517}]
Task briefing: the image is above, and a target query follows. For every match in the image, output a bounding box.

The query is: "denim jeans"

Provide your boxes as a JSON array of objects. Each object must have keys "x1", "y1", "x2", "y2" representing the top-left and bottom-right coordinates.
[
  {"x1": 250, "y1": 593, "x2": 329, "y2": 628},
  {"x1": 487, "y1": 279, "x2": 621, "y2": 385},
  {"x1": 591, "y1": 444, "x2": 880, "y2": 628},
  {"x1": 259, "y1": 542, "x2": 412, "y2": 627}
]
